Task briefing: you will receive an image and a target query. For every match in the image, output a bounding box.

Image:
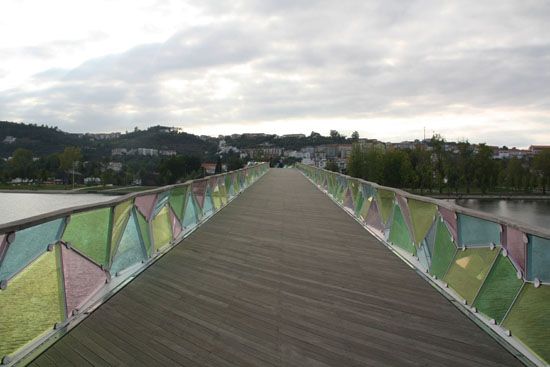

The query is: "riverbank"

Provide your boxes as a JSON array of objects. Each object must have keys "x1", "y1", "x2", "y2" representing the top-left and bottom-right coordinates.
[{"x1": 426, "y1": 193, "x2": 550, "y2": 200}]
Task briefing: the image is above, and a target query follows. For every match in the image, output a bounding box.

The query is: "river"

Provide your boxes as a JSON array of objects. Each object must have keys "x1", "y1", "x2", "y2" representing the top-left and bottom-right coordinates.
[
  {"x1": 449, "y1": 199, "x2": 550, "y2": 228},
  {"x1": 0, "y1": 193, "x2": 114, "y2": 225}
]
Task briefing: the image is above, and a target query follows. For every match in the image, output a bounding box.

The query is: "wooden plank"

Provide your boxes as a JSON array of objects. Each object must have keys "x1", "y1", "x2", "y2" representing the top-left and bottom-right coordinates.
[{"x1": 29, "y1": 169, "x2": 523, "y2": 367}]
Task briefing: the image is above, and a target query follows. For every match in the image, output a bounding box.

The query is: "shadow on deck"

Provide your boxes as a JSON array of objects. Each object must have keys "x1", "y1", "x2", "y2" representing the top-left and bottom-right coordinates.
[{"x1": 30, "y1": 169, "x2": 523, "y2": 367}]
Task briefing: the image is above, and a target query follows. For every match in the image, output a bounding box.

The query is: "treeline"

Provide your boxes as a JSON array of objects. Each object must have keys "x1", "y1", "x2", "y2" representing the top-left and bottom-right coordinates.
[
  {"x1": 0, "y1": 147, "x2": 210, "y2": 186},
  {"x1": 347, "y1": 136, "x2": 550, "y2": 195}
]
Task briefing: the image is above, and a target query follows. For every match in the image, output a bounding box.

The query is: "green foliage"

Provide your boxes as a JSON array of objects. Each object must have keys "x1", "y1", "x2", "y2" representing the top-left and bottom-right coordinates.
[
  {"x1": 325, "y1": 160, "x2": 340, "y2": 172},
  {"x1": 534, "y1": 149, "x2": 550, "y2": 194}
]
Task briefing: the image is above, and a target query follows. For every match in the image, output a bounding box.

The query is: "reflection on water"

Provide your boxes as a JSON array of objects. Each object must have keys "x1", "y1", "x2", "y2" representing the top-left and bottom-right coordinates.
[
  {"x1": 0, "y1": 193, "x2": 113, "y2": 224},
  {"x1": 450, "y1": 199, "x2": 550, "y2": 228}
]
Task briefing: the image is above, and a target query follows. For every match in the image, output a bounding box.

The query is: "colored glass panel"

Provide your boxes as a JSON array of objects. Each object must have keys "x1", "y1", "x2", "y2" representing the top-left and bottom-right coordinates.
[
  {"x1": 0, "y1": 247, "x2": 65, "y2": 357},
  {"x1": 377, "y1": 189, "x2": 394, "y2": 225},
  {"x1": 502, "y1": 284, "x2": 550, "y2": 363},
  {"x1": 183, "y1": 194, "x2": 199, "y2": 230},
  {"x1": 408, "y1": 199, "x2": 437, "y2": 245},
  {"x1": 169, "y1": 186, "x2": 187, "y2": 221},
  {"x1": 527, "y1": 235, "x2": 550, "y2": 282},
  {"x1": 61, "y1": 245, "x2": 107, "y2": 315},
  {"x1": 425, "y1": 220, "x2": 437, "y2": 256},
  {"x1": 111, "y1": 200, "x2": 132, "y2": 257},
  {"x1": 502, "y1": 226, "x2": 526, "y2": 272},
  {"x1": 458, "y1": 214, "x2": 501, "y2": 247},
  {"x1": 343, "y1": 188, "x2": 354, "y2": 210},
  {"x1": 365, "y1": 201, "x2": 384, "y2": 232},
  {"x1": 388, "y1": 204, "x2": 415, "y2": 254},
  {"x1": 360, "y1": 197, "x2": 372, "y2": 221},
  {"x1": 169, "y1": 207, "x2": 182, "y2": 239},
  {"x1": 136, "y1": 210, "x2": 152, "y2": 256},
  {"x1": 444, "y1": 247, "x2": 498, "y2": 304},
  {"x1": 203, "y1": 188, "x2": 214, "y2": 217},
  {"x1": 192, "y1": 180, "x2": 207, "y2": 209},
  {"x1": 439, "y1": 206, "x2": 458, "y2": 241},
  {"x1": 153, "y1": 191, "x2": 170, "y2": 217},
  {"x1": 0, "y1": 218, "x2": 64, "y2": 281},
  {"x1": 211, "y1": 185, "x2": 222, "y2": 209},
  {"x1": 110, "y1": 212, "x2": 147, "y2": 275},
  {"x1": 417, "y1": 242, "x2": 431, "y2": 270},
  {"x1": 62, "y1": 208, "x2": 111, "y2": 267},
  {"x1": 430, "y1": 220, "x2": 457, "y2": 279},
  {"x1": 396, "y1": 195, "x2": 413, "y2": 240},
  {"x1": 134, "y1": 194, "x2": 156, "y2": 220},
  {"x1": 354, "y1": 194, "x2": 364, "y2": 217},
  {"x1": 473, "y1": 255, "x2": 523, "y2": 324},
  {"x1": 152, "y1": 206, "x2": 172, "y2": 251}
]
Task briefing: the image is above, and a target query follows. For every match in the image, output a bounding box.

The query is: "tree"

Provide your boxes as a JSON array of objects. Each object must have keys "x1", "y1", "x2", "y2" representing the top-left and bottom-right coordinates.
[
  {"x1": 457, "y1": 141, "x2": 475, "y2": 194},
  {"x1": 325, "y1": 160, "x2": 339, "y2": 172},
  {"x1": 215, "y1": 156, "x2": 222, "y2": 174},
  {"x1": 351, "y1": 131, "x2": 359, "y2": 142},
  {"x1": 347, "y1": 143, "x2": 365, "y2": 178},
  {"x1": 474, "y1": 144, "x2": 497, "y2": 194},
  {"x1": 534, "y1": 149, "x2": 550, "y2": 194},
  {"x1": 10, "y1": 148, "x2": 34, "y2": 179},
  {"x1": 430, "y1": 134, "x2": 447, "y2": 194},
  {"x1": 329, "y1": 130, "x2": 340, "y2": 139}
]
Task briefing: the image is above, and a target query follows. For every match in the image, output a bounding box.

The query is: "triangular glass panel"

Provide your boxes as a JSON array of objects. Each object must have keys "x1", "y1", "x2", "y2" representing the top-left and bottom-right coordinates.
[
  {"x1": 153, "y1": 191, "x2": 170, "y2": 218},
  {"x1": 408, "y1": 199, "x2": 437, "y2": 245},
  {"x1": 182, "y1": 193, "x2": 199, "y2": 231},
  {"x1": 136, "y1": 210, "x2": 152, "y2": 256},
  {"x1": 61, "y1": 245, "x2": 106, "y2": 316},
  {"x1": 110, "y1": 212, "x2": 147, "y2": 275},
  {"x1": 135, "y1": 194, "x2": 156, "y2": 220},
  {"x1": 62, "y1": 208, "x2": 111, "y2": 267},
  {"x1": 169, "y1": 207, "x2": 182, "y2": 240},
  {"x1": 439, "y1": 206, "x2": 458, "y2": 242},
  {"x1": 0, "y1": 246, "x2": 65, "y2": 357},
  {"x1": 0, "y1": 218, "x2": 64, "y2": 281},
  {"x1": 192, "y1": 180, "x2": 207, "y2": 209},
  {"x1": 376, "y1": 189, "x2": 394, "y2": 225},
  {"x1": 111, "y1": 200, "x2": 132, "y2": 258},
  {"x1": 152, "y1": 206, "x2": 172, "y2": 251},
  {"x1": 169, "y1": 186, "x2": 187, "y2": 221},
  {"x1": 388, "y1": 204, "x2": 415, "y2": 255},
  {"x1": 502, "y1": 226, "x2": 526, "y2": 272}
]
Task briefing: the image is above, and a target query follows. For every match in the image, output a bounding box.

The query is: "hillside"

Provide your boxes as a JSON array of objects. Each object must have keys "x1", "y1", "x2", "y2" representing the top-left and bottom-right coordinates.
[{"x1": 0, "y1": 121, "x2": 217, "y2": 159}]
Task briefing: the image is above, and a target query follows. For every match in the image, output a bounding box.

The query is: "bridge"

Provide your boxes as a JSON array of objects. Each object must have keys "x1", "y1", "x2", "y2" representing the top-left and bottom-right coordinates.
[{"x1": 0, "y1": 165, "x2": 548, "y2": 366}]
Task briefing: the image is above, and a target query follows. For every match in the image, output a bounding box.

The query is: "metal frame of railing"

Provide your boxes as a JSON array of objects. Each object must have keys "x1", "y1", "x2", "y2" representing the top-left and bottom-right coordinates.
[
  {"x1": 297, "y1": 163, "x2": 549, "y2": 367},
  {"x1": 0, "y1": 163, "x2": 269, "y2": 366}
]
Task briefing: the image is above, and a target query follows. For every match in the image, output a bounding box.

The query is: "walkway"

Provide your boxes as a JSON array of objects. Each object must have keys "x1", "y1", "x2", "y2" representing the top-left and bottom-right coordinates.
[{"x1": 30, "y1": 169, "x2": 522, "y2": 367}]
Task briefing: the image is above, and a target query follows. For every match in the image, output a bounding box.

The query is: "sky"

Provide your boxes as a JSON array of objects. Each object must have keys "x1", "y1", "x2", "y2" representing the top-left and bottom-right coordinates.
[{"x1": 1, "y1": 0, "x2": 549, "y2": 147}]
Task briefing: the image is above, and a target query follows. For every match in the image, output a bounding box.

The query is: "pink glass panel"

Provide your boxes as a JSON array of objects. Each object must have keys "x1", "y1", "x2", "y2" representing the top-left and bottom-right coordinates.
[
  {"x1": 135, "y1": 194, "x2": 157, "y2": 220},
  {"x1": 61, "y1": 245, "x2": 107, "y2": 315},
  {"x1": 503, "y1": 226, "x2": 526, "y2": 272},
  {"x1": 366, "y1": 201, "x2": 384, "y2": 232},
  {"x1": 170, "y1": 207, "x2": 182, "y2": 239},
  {"x1": 439, "y1": 206, "x2": 458, "y2": 242},
  {"x1": 396, "y1": 195, "x2": 413, "y2": 237},
  {"x1": 192, "y1": 180, "x2": 207, "y2": 208}
]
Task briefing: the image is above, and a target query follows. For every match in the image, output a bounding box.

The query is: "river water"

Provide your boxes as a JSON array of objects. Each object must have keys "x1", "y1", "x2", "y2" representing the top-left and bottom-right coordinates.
[
  {"x1": 0, "y1": 193, "x2": 113, "y2": 225},
  {"x1": 450, "y1": 199, "x2": 550, "y2": 228}
]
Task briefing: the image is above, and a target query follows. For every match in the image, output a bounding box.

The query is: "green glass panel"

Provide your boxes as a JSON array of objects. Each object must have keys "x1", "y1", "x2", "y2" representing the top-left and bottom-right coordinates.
[
  {"x1": 110, "y1": 212, "x2": 147, "y2": 274},
  {"x1": 354, "y1": 194, "x2": 364, "y2": 217},
  {"x1": 204, "y1": 188, "x2": 214, "y2": 216},
  {"x1": 152, "y1": 206, "x2": 172, "y2": 251},
  {"x1": 417, "y1": 242, "x2": 431, "y2": 269},
  {"x1": 473, "y1": 255, "x2": 523, "y2": 323},
  {"x1": 0, "y1": 218, "x2": 64, "y2": 281},
  {"x1": 429, "y1": 220, "x2": 457, "y2": 279},
  {"x1": 111, "y1": 200, "x2": 132, "y2": 257},
  {"x1": 502, "y1": 284, "x2": 550, "y2": 364},
  {"x1": 153, "y1": 191, "x2": 170, "y2": 217},
  {"x1": 169, "y1": 186, "x2": 187, "y2": 221},
  {"x1": 360, "y1": 197, "x2": 372, "y2": 221},
  {"x1": 136, "y1": 210, "x2": 151, "y2": 256},
  {"x1": 458, "y1": 214, "x2": 501, "y2": 247},
  {"x1": 444, "y1": 247, "x2": 498, "y2": 304},
  {"x1": 211, "y1": 185, "x2": 222, "y2": 209},
  {"x1": 527, "y1": 235, "x2": 550, "y2": 282},
  {"x1": 388, "y1": 204, "x2": 415, "y2": 255},
  {"x1": 62, "y1": 208, "x2": 111, "y2": 267},
  {"x1": 377, "y1": 189, "x2": 394, "y2": 225},
  {"x1": 408, "y1": 199, "x2": 437, "y2": 245},
  {"x1": 0, "y1": 247, "x2": 65, "y2": 357}
]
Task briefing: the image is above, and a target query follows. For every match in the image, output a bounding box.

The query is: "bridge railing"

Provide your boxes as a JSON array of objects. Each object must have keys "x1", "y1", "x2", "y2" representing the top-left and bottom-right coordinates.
[
  {"x1": 0, "y1": 163, "x2": 269, "y2": 366},
  {"x1": 297, "y1": 163, "x2": 550, "y2": 367}
]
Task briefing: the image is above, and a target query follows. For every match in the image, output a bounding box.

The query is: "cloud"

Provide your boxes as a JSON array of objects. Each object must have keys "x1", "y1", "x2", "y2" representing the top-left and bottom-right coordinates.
[{"x1": 0, "y1": 0, "x2": 549, "y2": 146}]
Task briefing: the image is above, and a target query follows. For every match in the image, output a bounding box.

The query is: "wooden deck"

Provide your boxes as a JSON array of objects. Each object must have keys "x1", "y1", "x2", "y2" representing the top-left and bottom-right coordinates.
[{"x1": 30, "y1": 169, "x2": 523, "y2": 367}]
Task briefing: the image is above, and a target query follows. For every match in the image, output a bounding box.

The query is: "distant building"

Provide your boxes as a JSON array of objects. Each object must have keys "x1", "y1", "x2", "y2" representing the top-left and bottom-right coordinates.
[
  {"x1": 529, "y1": 145, "x2": 550, "y2": 155},
  {"x1": 2, "y1": 136, "x2": 16, "y2": 144},
  {"x1": 86, "y1": 132, "x2": 121, "y2": 140},
  {"x1": 201, "y1": 163, "x2": 227, "y2": 175},
  {"x1": 112, "y1": 148, "x2": 128, "y2": 156},
  {"x1": 136, "y1": 148, "x2": 159, "y2": 156},
  {"x1": 159, "y1": 150, "x2": 177, "y2": 156},
  {"x1": 107, "y1": 162, "x2": 123, "y2": 172},
  {"x1": 279, "y1": 134, "x2": 306, "y2": 139},
  {"x1": 84, "y1": 177, "x2": 101, "y2": 184}
]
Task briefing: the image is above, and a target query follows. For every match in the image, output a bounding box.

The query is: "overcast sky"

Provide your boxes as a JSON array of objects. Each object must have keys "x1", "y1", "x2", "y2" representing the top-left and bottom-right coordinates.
[{"x1": 1, "y1": 0, "x2": 549, "y2": 147}]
